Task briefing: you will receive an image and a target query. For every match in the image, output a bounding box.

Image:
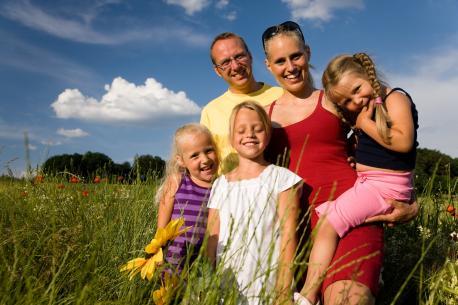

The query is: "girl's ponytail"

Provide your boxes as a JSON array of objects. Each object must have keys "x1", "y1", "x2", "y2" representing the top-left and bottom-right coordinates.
[{"x1": 353, "y1": 53, "x2": 392, "y2": 144}]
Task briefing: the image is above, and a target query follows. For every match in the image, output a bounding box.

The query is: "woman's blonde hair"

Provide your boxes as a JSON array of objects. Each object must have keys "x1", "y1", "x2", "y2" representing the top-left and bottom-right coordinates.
[
  {"x1": 155, "y1": 123, "x2": 218, "y2": 203},
  {"x1": 322, "y1": 52, "x2": 392, "y2": 144},
  {"x1": 228, "y1": 101, "x2": 272, "y2": 146}
]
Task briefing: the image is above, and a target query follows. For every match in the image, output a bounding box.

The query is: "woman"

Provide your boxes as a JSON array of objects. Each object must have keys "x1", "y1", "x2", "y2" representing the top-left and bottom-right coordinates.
[{"x1": 262, "y1": 21, "x2": 417, "y2": 305}]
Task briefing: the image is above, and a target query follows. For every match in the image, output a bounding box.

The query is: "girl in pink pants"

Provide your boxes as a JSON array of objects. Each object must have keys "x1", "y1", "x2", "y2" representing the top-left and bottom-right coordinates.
[{"x1": 295, "y1": 52, "x2": 418, "y2": 305}]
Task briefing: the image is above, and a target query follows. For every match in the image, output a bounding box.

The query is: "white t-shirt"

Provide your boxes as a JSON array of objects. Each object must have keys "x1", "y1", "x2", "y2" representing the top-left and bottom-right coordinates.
[{"x1": 208, "y1": 165, "x2": 302, "y2": 304}]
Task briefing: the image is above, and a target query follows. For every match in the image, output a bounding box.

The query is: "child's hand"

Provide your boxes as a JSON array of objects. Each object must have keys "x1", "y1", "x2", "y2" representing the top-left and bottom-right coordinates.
[{"x1": 355, "y1": 99, "x2": 375, "y2": 130}]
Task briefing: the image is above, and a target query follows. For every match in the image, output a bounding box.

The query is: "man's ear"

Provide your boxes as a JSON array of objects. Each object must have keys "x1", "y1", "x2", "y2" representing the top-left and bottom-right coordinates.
[{"x1": 213, "y1": 65, "x2": 223, "y2": 78}]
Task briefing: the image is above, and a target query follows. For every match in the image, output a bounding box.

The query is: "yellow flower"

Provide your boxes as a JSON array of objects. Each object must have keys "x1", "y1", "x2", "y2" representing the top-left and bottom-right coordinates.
[
  {"x1": 152, "y1": 272, "x2": 180, "y2": 305},
  {"x1": 141, "y1": 248, "x2": 164, "y2": 281},
  {"x1": 120, "y1": 249, "x2": 164, "y2": 281},
  {"x1": 145, "y1": 218, "x2": 191, "y2": 254},
  {"x1": 120, "y1": 257, "x2": 147, "y2": 280},
  {"x1": 152, "y1": 286, "x2": 167, "y2": 305},
  {"x1": 120, "y1": 217, "x2": 190, "y2": 282}
]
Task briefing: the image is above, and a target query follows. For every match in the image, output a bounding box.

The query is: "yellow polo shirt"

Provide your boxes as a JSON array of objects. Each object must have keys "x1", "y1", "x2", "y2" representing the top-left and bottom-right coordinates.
[{"x1": 200, "y1": 83, "x2": 283, "y2": 173}]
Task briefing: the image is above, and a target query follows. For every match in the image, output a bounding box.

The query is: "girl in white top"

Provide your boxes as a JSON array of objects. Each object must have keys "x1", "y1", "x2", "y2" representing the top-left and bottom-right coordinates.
[{"x1": 206, "y1": 101, "x2": 302, "y2": 305}]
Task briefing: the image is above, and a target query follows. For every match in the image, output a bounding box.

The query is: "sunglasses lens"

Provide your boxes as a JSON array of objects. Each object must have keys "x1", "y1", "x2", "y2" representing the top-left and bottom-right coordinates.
[
  {"x1": 262, "y1": 21, "x2": 304, "y2": 50},
  {"x1": 262, "y1": 26, "x2": 277, "y2": 43}
]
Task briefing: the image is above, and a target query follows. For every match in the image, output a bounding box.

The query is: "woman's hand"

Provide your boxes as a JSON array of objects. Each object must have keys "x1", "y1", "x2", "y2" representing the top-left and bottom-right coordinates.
[{"x1": 365, "y1": 199, "x2": 419, "y2": 226}]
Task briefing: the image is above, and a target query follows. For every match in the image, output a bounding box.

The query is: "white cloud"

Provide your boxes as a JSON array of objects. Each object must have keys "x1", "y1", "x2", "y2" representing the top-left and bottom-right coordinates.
[
  {"x1": 224, "y1": 11, "x2": 237, "y2": 21},
  {"x1": 165, "y1": 0, "x2": 211, "y2": 15},
  {"x1": 41, "y1": 139, "x2": 62, "y2": 146},
  {"x1": 51, "y1": 77, "x2": 201, "y2": 123},
  {"x1": 281, "y1": 0, "x2": 364, "y2": 22},
  {"x1": 28, "y1": 144, "x2": 37, "y2": 150},
  {"x1": 57, "y1": 128, "x2": 89, "y2": 138},
  {"x1": 215, "y1": 0, "x2": 229, "y2": 9},
  {"x1": 388, "y1": 48, "x2": 458, "y2": 157}
]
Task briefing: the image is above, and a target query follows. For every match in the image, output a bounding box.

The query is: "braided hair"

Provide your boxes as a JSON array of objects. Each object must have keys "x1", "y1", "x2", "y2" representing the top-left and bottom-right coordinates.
[{"x1": 322, "y1": 53, "x2": 392, "y2": 144}]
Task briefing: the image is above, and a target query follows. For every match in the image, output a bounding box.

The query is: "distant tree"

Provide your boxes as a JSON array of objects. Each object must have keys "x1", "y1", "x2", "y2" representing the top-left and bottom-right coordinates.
[
  {"x1": 42, "y1": 153, "x2": 83, "y2": 176},
  {"x1": 415, "y1": 148, "x2": 457, "y2": 194},
  {"x1": 132, "y1": 154, "x2": 165, "y2": 180},
  {"x1": 81, "y1": 151, "x2": 113, "y2": 177},
  {"x1": 113, "y1": 161, "x2": 132, "y2": 179}
]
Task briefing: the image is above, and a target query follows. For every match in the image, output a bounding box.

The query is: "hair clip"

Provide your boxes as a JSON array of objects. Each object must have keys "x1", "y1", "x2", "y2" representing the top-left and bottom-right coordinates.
[{"x1": 374, "y1": 97, "x2": 383, "y2": 105}]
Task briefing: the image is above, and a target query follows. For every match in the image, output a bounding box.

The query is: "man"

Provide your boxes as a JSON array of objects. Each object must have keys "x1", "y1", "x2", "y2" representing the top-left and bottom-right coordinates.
[{"x1": 200, "y1": 32, "x2": 283, "y2": 171}]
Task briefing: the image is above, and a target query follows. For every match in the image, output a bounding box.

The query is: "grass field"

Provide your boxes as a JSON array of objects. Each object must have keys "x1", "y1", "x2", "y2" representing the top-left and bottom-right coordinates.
[{"x1": 0, "y1": 175, "x2": 456, "y2": 305}]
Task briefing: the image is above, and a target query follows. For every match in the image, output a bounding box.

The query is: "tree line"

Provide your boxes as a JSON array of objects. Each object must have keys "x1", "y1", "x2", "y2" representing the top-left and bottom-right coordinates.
[
  {"x1": 40, "y1": 148, "x2": 457, "y2": 191},
  {"x1": 41, "y1": 151, "x2": 165, "y2": 182}
]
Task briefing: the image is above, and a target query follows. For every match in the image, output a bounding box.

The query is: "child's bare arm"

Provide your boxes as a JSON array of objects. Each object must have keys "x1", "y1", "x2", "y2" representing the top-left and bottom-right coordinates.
[
  {"x1": 206, "y1": 208, "x2": 220, "y2": 267},
  {"x1": 156, "y1": 175, "x2": 180, "y2": 229},
  {"x1": 356, "y1": 92, "x2": 415, "y2": 153},
  {"x1": 275, "y1": 183, "x2": 301, "y2": 305}
]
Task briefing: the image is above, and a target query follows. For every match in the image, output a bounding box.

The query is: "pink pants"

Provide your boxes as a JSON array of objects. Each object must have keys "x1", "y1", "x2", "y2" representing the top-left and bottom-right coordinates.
[{"x1": 315, "y1": 170, "x2": 413, "y2": 237}]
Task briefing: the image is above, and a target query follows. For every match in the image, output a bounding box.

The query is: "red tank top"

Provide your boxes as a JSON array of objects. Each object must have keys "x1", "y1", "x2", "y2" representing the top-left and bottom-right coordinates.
[{"x1": 265, "y1": 91, "x2": 356, "y2": 206}]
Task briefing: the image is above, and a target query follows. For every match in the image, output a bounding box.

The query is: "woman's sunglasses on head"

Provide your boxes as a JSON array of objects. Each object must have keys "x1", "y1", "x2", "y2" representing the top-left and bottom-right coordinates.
[{"x1": 262, "y1": 21, "x2": 305, "y2": 51}]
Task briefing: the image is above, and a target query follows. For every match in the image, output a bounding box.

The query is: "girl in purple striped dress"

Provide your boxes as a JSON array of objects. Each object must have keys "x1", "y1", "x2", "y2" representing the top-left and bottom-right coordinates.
[{"x1": 156, "y1": 123, "x2": 219, "y2": 272}]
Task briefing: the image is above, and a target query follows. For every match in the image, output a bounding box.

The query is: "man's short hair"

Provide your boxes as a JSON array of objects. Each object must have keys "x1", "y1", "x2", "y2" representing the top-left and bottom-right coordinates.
[{"x1": 209, "y1": 32, "x2": 251, "y2": 64}]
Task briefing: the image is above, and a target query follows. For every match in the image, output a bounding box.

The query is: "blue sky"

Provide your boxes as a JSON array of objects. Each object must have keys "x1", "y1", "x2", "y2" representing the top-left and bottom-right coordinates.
[{"x1": 1, "y1": 0, "x2": 458, "y2": 176}]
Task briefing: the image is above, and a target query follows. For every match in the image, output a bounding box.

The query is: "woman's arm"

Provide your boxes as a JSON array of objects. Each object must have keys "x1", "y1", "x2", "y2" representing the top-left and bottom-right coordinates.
[
  {"x1": 356, "y1": 92, "x2": 415, "y2": 153},
  {"x1": 206, "y1": 208, "x2": 220, "y2": 267},
  {"x1": 156, "y1": 175, "x2": 180, "y2": 229},
  {"x1": 275, "y1": 184, "x2": 301, "y2": 305}
]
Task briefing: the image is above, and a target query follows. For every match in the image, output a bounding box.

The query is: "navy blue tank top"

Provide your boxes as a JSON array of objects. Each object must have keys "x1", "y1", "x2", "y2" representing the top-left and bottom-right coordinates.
[{"x1": 355, "y1": 88, "x2": 418, "y2": 171}]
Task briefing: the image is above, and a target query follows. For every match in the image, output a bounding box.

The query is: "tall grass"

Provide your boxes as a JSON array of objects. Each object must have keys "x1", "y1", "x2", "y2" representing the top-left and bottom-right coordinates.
[
  {"x1": 0, "y1": 177, "x2": 158, "y2": 304},
  {"x1": 0, "y1": 171, "x2": 456, "y2": 304}
]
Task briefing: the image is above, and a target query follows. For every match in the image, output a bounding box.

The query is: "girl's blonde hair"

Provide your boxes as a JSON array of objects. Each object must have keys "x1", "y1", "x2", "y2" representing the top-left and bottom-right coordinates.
[
  {"x1": 155, "y1": 123, "x2": 218, "y2": 203},
  {"x1": 228, "y1": 101, "x2": 272, "y2": 146},
  {"x1": 322, "y1": 52, "x2": 392, "y2": 144}
]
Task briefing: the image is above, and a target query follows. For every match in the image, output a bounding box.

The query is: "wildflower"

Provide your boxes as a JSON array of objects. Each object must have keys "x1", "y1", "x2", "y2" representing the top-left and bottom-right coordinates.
[
  {"x1": 417, "y1": 225, "x2": 432, "y2": 239},
  {"x1": 120, "y1": 249, "x2": 164, "y2": 281},
  {"x1": 120, "y1": 218, "x2": 190, "y2": 281},
  {"x1": 152, "y1": 273, "x2": 179, "y2": 305},
  {"x1": 446, "y1": 205, "x2": 455, "y2": 216},
  {"x1": 70, "y1": 176, "x2": 80, "y2": 183},
  {"x1": 93, "y1": 176, "x2": 101, "y2": 184},
  {"x1": 82, "y1": 190, "x2": 89, "y2": 197},
  {"x1": 35, "y1": 175, "x2": 44, "y2": 183},
  {"x1": 450, "y1": 231, "x2": 458, "y2": 242},
  {"x1": 20, "y1": 191, "x2": 28, "y2": 197},
  {"x1": 57, "y1": 183, "x2": 65, "y2": 189}
]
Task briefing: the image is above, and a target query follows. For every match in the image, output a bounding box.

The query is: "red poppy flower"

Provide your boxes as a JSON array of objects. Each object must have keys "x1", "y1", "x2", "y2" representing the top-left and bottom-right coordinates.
[
  {"x1": 35, "y1": 175, "x2": 44, "y2": 183},
  {"x1": 82, "y1": 190, "x2": 89, "y2": 197},
  {"x1": 93, "y1": 176, "x2": 101, "y2": 184},
  {"x1": 70, "y1": 176, "x2": 80, "y2": 183},
  {"x1": 57, "y1": 183, "x2": 65, "y2": 189},
  {"x1": 446, "y1": 205, "x2": 455, "y2": 214}
]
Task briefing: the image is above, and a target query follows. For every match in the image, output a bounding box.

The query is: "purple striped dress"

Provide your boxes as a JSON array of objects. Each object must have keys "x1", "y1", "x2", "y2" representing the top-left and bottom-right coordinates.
[{"x1": 165, "y1": 174, "x2": 210, "y2": 271}]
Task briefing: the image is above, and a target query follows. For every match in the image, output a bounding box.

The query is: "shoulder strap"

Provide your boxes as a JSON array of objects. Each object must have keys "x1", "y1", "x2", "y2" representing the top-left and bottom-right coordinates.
[
  {"x1": 268, "y1": 100, "x2": 277, "y2": 118},
  {"x1": 385, "y1": 87, "x2": 412, "y2": 101}
]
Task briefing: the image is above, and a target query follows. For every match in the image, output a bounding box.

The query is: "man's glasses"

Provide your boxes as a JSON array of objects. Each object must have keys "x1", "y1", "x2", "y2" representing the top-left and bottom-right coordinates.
[
  {"x1": 262, "y1": 21, "x2": 305, "y2": 51},
  {"x1": 214, "y1": 52, "x2": 250, "y2": 71}
]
